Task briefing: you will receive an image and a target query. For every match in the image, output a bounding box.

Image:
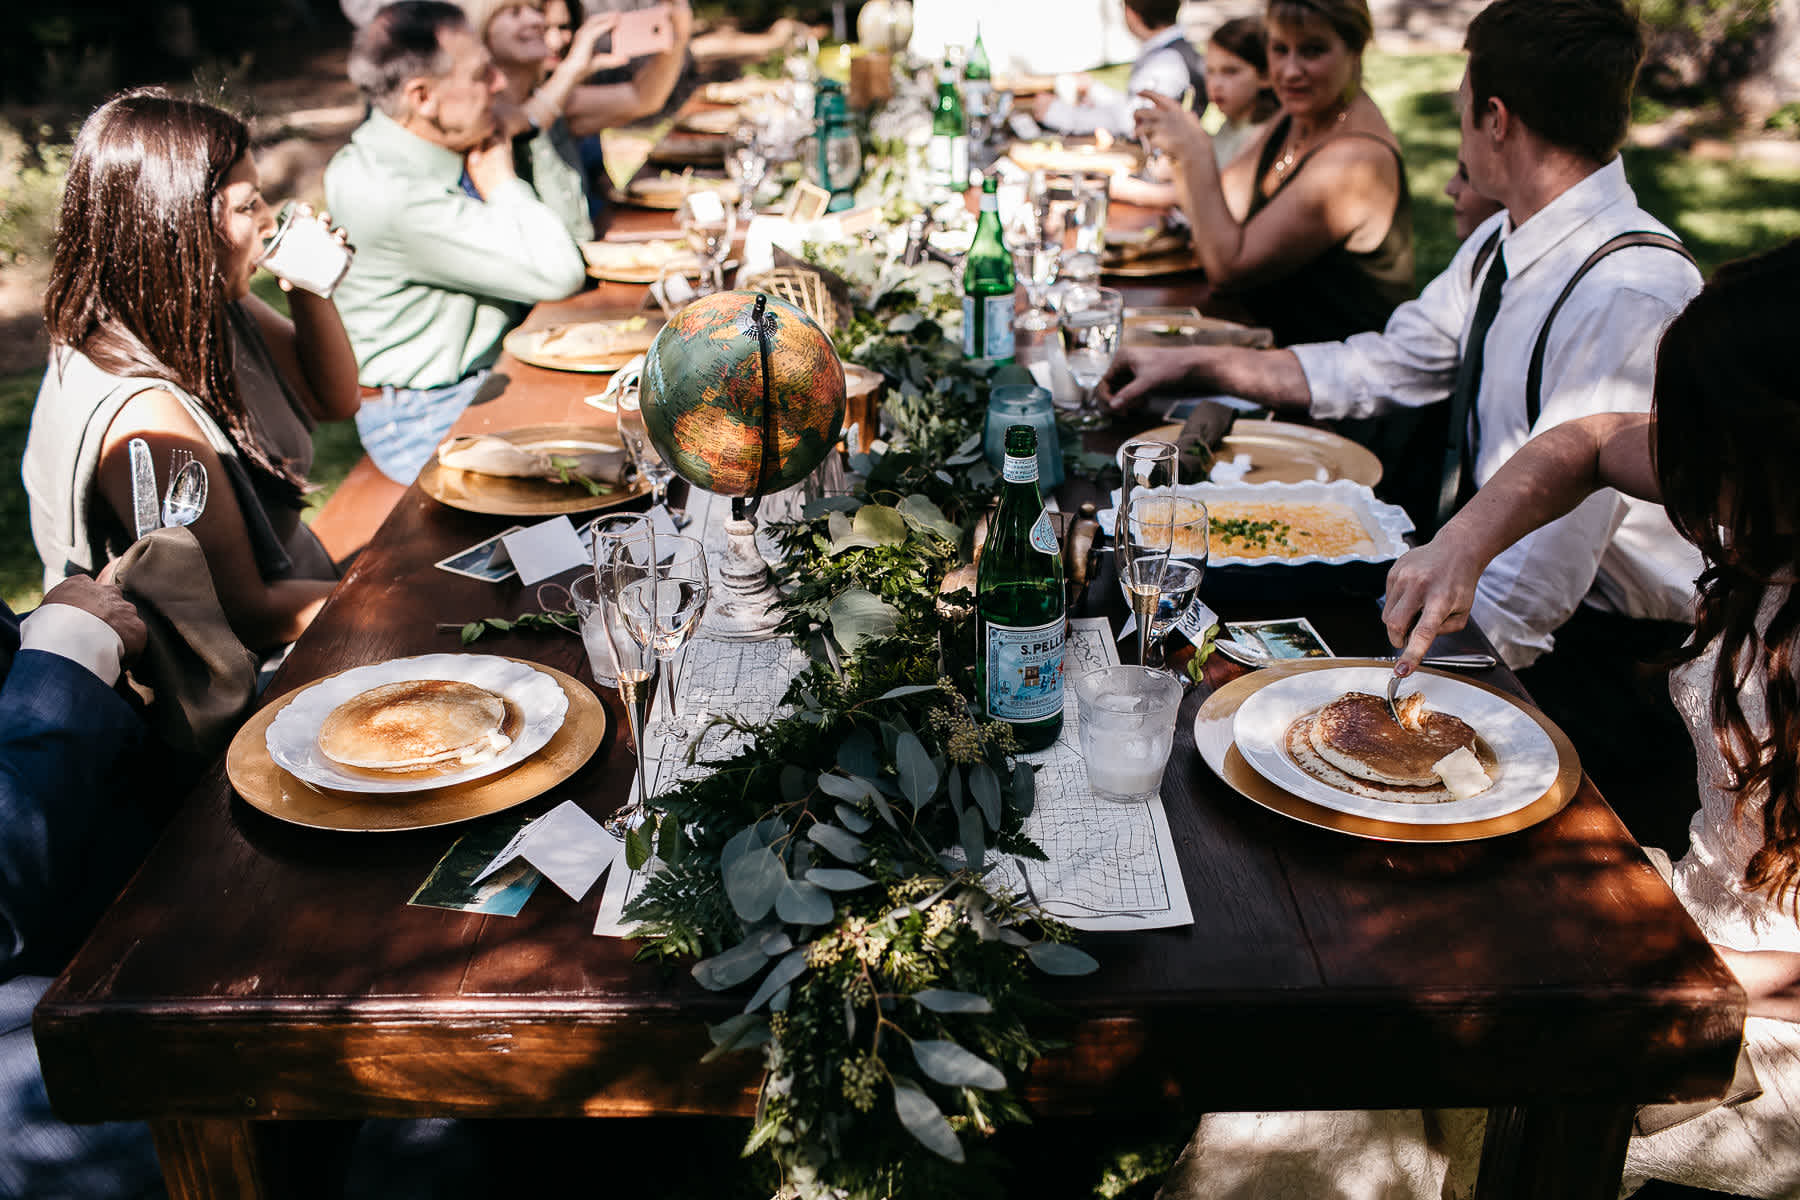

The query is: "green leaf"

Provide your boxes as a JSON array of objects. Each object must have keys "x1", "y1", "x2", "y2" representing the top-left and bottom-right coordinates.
[
  {"x1": 1026, "y1": 942, "x2": 1100, "y2": 976},
  {"x1": 911, "y1": 989, "x2": 993, "y2": 1014},
  {"x1": 744, "y1": 948, "x2": 809, "y2": 1013},
  {"x1": 720, "y1": 823, "x2": 764, "y2": 874},
  {"x1": 958, "y1": 806, "x2": 985, "y2": 871},
  {"x1": 723, "y1": 845, "x2": 787, "y2": 921},
  {"x1": 893, "y1": 1077, "x2": 964, "y2": 1163},
  {"x1": 838, "y1": 729, "x2": 881, "y2": 778},
  {"x1": 945, "y1": 431, "x2": 985, "y2": 466},
  {"x1": 896, "y1": 731, "x2": 938, "y2": 809},
  {"x1": 460, "y1": 622, "x2": 484, "y2": 646},
  {"x1": 807, "y1": 867, "x2": 876, "y2": 891},
  {"x1": 887, "y1": 311, "x2": 924, "y2": 333},
  {"x1": 912, "y1": 1039, "x2": 1007, "y2": 1090},
  {"x1": 1012, "y1": 763, "x2": 1036, "y2": 819},
  {"x1": 775, "y1": 878, "x2": 835, "y2": 925},
  {"x1": 834, "y1": 803, "x2": 873, "y2": 834},
  {"x1": 827, "y1": 588, "x2": 900, "y2": 655},
  {"x1": 946, "y1": 765, "x2": 964, "y2": 815},
  {"x1": 826, "y1": 510, "x2": 880, "y2": 554},
  {"x1": 625, "y1": 822, "x2": 654, "y2": 871},
  {"x1": 807, "y1": 823, "x2": 869, "y2": 864},
  {"x1": 969, "y1": 762, "x2": 1002, "y2": 828},
  {"x1": 691, "y1": 939, "x2": 774, "y2": 990},
  {"x1": 485, "y1": 618, "x2": 512, "y2": 631},
  {"x1": 851, "y1": 503, "x2": 909, "y2": 546},
  {"x1": 655, "y1": 813, "x2": 681, "y2": 863},
  {"x1": 876, "y1": 683, "x2": 941, "y2": 701},
  {"x1": 816, "y1": 772, "x2": 876, "y2": 803},
  {"x1": 896, "y1": 494, "x2": 961, "y2": 543},
  {"x1": 701, "y1": 1013, "x2": 771, "y2": 1061},
  {"x1": 802, "y1": 495, "x2": 863, "y2": 518}
]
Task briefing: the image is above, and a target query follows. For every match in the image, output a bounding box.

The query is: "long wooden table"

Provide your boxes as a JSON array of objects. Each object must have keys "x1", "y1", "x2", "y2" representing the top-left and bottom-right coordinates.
[{"x1": 35, "y1": 137, "x2": 1745, "y2": 1200}]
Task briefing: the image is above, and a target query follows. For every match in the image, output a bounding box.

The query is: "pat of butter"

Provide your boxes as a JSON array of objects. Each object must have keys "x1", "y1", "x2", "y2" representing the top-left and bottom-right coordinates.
[{"x1": 1432, "y1": 746, "x2": 1492, "y2": 800}]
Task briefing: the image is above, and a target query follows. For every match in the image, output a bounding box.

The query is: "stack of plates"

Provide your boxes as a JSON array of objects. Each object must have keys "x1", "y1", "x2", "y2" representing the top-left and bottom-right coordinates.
[
  {"x1": 1193, "y1": 662, "x2": 1582, "y2": 841},
  {"x1": 227, "y1": 654, "x2": 605, "y2": 832}
]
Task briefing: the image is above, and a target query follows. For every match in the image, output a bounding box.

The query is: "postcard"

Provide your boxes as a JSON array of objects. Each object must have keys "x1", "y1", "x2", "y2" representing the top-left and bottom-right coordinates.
[
  {"x1": 409, "y1": 812, "x2": 544, "y2": 916},
  {"x1": 434, "y1": 527, "x2": 525, "y2": 583},
  {"x1": 1224, "y1": 617, "x2": 1335, "y2": 659}
]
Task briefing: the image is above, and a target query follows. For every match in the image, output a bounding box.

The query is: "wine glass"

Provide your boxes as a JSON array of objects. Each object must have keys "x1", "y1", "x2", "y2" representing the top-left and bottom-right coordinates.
[
  {"x1": 1140, "y1": 499, "x2": 1209, "y2": 670},
  {"x1": 616, "y1": 377, "x2": 689, "y2": 527},
  {"x1": 725, "y1": 124, "x2": 768, "y2": 223},
  {"x1": 591, "y1": 519, "x2": 658, "y2": 838},
  {"x1": 678, "y1": 187, "x2": 736, "y2": 295},
  {"x1": 614, "y1": 534, "x2": 711, "y2": 746},
  {"x1": 1010, "y1": 240, "x2": 1061, "y2": 332},
  {"x1": 1058, "y1": 285, "x2": 1123, "y2": 430},
  {"x1": 1071, "y1": 172, "x2": 1110, "y2": 257}
]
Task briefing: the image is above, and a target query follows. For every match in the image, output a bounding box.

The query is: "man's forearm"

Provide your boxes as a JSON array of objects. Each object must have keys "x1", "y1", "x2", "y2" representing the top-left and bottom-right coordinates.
[{"x1": 1201, "y1": 347, "x2": 1313, "y2": 414}]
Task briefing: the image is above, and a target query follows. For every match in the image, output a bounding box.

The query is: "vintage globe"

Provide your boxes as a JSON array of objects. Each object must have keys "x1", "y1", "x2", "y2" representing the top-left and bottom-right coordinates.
[{"x1": 639, "y1": 290, "x2": 846, "y2": 498}]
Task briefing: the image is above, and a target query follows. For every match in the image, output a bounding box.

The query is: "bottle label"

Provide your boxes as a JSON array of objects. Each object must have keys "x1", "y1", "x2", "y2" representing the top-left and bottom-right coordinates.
[
  {"x1": 1029, "y1": 508, "x2": 1058, "y2": 554},
  {"x1": 984, "y1": 617, "x2": 1065, "y2": 723},
  {"x1": 962, "y1": 294, "x2": 1015, "y2": 360},
  {"x1": 1002, "y1": 454, "x2": 1038, "y2": 484},
  {"x1": 927, "y1": 135, "x2": 968, "y2": 186}
]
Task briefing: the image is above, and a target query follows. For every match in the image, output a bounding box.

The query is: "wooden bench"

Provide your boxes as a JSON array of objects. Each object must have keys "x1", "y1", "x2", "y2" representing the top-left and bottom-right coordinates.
[{"x1": 305, "y1": 453, "x2": 407, "y2": 566}]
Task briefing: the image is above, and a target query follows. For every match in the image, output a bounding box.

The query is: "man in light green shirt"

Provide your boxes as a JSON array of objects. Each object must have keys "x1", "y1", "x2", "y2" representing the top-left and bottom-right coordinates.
[{"x1": 326, "y1": 0, "x2": 587, "y2": 482}]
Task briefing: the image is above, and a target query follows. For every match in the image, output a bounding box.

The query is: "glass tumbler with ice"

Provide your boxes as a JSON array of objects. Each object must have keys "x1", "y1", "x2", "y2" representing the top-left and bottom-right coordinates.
[{"x1": 1074, "y1": 665, "x2": 1184, "y2": 803}]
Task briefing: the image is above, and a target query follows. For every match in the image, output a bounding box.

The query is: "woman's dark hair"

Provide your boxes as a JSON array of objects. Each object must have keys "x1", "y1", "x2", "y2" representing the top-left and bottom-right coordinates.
[
  {"x1": 1209, "y1": 17, "x2": 1281, "y2": 123},
  {"x1": 43, "y1": 88, "x2": 304, "y2": 500},
  {"x1": 1265, "y1": 0, "x2": 1373, "y2": 55},
  {"x1": 1656, "y1": 237, "x2": 1800, "y2": 917},
  {"x1": 1465, "y1": 0, "x2": 1643, "y2": 164},
  {"x1": 1123, "y1": 0, "x2": 1183, "y2": 28}
]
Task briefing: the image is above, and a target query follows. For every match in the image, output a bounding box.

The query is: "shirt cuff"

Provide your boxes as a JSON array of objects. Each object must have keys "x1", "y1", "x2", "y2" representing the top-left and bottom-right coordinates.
[
  {"x1": 20, "y1": 603, "x2": 127, "y2": 686},
  {"x1": 1290, "y1": 341, "x2": 1360, "y2": 421}
]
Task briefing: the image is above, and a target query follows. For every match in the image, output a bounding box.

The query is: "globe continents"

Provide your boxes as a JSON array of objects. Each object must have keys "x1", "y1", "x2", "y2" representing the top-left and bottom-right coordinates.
[{"x1": 640, "y1": 290, "x2": 846, "y2": 498}]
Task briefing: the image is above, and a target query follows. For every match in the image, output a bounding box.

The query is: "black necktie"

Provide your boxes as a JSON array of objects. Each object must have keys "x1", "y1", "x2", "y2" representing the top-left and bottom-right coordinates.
[{"x1": 1434, "y1": 248, "x2": 1509, "y2": 533}]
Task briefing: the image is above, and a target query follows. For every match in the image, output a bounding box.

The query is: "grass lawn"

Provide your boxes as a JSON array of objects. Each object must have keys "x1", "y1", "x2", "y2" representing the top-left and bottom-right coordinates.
[{"x1": 4, "y1": 50, "x2": 1799, "y2": 619}]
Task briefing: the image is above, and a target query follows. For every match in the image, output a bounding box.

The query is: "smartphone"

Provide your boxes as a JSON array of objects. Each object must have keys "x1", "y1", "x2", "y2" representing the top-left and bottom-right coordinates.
[{"x1": 609, "y1": 4, "x2": 675, "y2": 58}]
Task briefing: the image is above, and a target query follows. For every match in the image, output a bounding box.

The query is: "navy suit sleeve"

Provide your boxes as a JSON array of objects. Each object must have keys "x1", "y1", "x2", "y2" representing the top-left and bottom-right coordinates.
[{"x1": 0, "y1": 649, "x2": 144, "y2": 976}]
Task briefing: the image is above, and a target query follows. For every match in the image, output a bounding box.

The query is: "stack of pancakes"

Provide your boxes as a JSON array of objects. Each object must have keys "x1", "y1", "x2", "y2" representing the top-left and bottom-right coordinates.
[
  {"x1": 1284, "y1": 691, "x2": 1491, "y2": 803},
  {"x1": 316, "y1": 680, "x2": 513, "y2": 774}
]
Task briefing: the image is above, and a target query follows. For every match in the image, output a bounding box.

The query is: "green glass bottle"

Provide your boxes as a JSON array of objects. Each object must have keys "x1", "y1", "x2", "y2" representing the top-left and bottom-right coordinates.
[
  {"x1": 928, "y1": 54, "x2": 968, "y2": 190},
  {"x1": 977, "y1": 425, "x2": 1066, "y2": 752},
  {"x1": 964, "y1": 23, "x2": 992, "y2": 119},
  {"x1": 963, "y1": 175, "x2": 1017, "y2": 365}
]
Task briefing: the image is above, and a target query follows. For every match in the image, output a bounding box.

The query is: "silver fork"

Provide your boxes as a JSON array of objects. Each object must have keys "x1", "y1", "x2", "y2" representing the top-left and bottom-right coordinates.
[{"x1": 1385, "y1": 671, "x2": 1404, "y2": 726}]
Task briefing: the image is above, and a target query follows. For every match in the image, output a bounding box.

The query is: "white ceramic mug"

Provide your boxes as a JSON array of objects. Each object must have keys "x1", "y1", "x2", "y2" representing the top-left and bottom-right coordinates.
[{"x1": 258, "y1": 204, "x2": 354, "y2": 298}]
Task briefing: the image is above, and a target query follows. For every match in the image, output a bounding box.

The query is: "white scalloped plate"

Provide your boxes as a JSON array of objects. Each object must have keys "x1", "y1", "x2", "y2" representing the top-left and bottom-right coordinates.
[
  {"x1": 265, "y1": 654, "x2": 569, "y2": 795},
  {"x1": 1099, "y1": 478, "x2": 1413, "y2": 567}
]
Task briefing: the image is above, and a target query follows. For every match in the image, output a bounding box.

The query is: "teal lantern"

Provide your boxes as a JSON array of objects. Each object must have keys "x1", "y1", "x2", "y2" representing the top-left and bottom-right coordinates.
[{"x1": 809, "y1": 79, "x2": 862, "y2": 212}]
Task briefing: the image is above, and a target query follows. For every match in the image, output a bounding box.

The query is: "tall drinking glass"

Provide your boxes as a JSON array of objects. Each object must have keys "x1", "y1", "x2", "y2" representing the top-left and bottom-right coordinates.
[
  {"x1": 678, "y1": 188, "x2": 736, "y2": 295},
  {"x1": 725, "y1": 124, "x2": 768, "y2": 222},
  {"x1": 1058, "y1": 285, "x2": 1124, "y2": 430},
  {"x1": 1140, "y1": 498, "x2": 1208, "y2": 670},
  {"x1": 592, "y1": 519, "x2": 657, "y2": 837},
  {"x1": 614, "y1": 533, "x2": 711, "y2": 745},
  {"x1": 1116, "y1": 493, "x2": 1174, "y2": 668}
]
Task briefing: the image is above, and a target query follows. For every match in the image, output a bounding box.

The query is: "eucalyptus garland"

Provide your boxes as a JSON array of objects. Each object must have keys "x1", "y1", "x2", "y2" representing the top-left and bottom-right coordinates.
[{"x1": 620, "y1": 283, "x2": 1101, "y2": 1196}]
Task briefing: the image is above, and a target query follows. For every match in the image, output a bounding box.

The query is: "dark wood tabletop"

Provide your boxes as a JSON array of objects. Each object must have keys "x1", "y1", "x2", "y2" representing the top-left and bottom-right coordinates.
[{"x1": 34, "y1": 131, "x2": 1745, "y2": 1200}]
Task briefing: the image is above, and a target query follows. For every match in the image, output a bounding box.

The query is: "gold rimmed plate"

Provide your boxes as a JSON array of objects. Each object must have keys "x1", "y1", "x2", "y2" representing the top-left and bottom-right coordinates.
[
  {"x1": 227, "y1": 659, "x2": 606, "y2": 832},
  {"x1": 1142, "y1": 419, "x2": 1382, "y2": 487},
  {"x1": 1102, "y1": 248, "x2": 1204, "y2": 278},
  {"x1": 622, "y1": 174, "x2": 738, "y2": 211},
  {"x1": 418, "y1": 423, "x2": 650, "y2": 517},
  {"x1": 1193, "y1": 660, "x2": 1581, "y2": 842},
  {"x1": 503, "y1": 318, "x2": 661, "y2": 374},
  {"x1": 581, "y1": 238, "x2": 701, "y2": 284}
]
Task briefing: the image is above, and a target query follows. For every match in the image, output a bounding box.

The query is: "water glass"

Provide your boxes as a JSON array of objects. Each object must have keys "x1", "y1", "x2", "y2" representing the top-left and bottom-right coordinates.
[
  {"x1": 1011, "y1": 241, "x2": 1061, "y2": 332},
  {"x1": 1071, "y1": 173, "x2": 1110, "y2": 256},
  {"x1": 725, "y1": 125, "x2": 768, "y2": 221},
  {"x1": 1075, "y1": 665, "x2": 1184, "y2": 803}
]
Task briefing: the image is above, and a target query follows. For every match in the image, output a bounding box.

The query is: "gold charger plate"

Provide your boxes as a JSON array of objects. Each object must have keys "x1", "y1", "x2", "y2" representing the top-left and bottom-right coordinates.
[
  {"x1": 227, "y1": 659, "x2": 605, "y2": 833},
  {"x1": 418, "y1": 423, "x2": 650, "y2": 516},
  {"x1": 1144, "y1": 419, "x2": 1382, "y2": 487},
  {"x1": 581, "y1": 238, "x2": 701, "y2": 284},
  {"x1": 1103, "y1": 248, "x2": 1204, "y2": 277},
  {"x1": 503, "y1": 319, "x2": 660, "y2": 373},
  {"x1": 622, "y1": 175, "x2": 738, "y2": 211},
  {"x1": 1193, "y1": 659, "x2": 1581, "y2": 842},
  {"x1": 1005, "y1": 142, "x2": 1140, "y2": 176}
]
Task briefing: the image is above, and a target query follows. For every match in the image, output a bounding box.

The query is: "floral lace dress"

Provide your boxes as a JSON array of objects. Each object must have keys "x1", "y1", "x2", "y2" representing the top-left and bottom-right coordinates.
[{"x1": 1156, "y1": 588, "x2": 1800, "y2": 1200}]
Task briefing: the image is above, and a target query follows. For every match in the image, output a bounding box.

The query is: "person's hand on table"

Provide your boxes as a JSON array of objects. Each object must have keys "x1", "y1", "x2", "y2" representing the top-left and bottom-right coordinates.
[
  {"x1": 1381, "y1": 536, "x2": 1485, "y2": 678},
  {"x1": 1100, "y1": 345, "x2": 1201, "y2": 412},
  {"x1": 1134, "y1": 91, "x2": 1210, "y2": 163},
  {"x1": 44, "y1": 573, "x2": 148, "y2": 665}
]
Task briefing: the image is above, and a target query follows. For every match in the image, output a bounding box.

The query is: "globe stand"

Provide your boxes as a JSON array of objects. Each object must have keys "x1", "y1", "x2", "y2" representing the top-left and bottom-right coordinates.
[{"x1": 708, "y1": 495, "x2": 785, "y2": 641}]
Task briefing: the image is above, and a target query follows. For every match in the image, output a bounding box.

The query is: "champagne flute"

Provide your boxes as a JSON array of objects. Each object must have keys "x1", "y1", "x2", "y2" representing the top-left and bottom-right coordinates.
[
  {"x1": 616, "y1": 378, "x2": 689, "y2": 527},
  {"x1": 1116, "y1": 492, "x2": 1174, "y2": 668},
  {"x1": 1058, "y1": 285, "x2": 1123, "y2": 430},
  {"x1": 725, "y1": 124, "x2": 768, "y2": 222},
  {"x1": 592, "y1": 519, "x2": 658, "y2": 838},
  {"x1": 614, "y1": 533, "x2": 711, "y2": 745},
  {"x1": 678, "y1": 187, "x2": 736, "y2": 295}
]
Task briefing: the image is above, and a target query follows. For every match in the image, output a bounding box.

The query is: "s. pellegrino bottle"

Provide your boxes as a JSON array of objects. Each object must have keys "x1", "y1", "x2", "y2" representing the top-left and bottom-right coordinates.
[
  {"x1": 977, "y1": 425, "x2": 1066, "y2": 752},
  {"x1": 928, "y1": 55, "x2": 968, "y2": 190},
  {"x1": 964, "y1": 24, "x2": 992, "y2": 120},
  {"x1": 963, "y1": 175, "x2": 1016, "y2": 365}
]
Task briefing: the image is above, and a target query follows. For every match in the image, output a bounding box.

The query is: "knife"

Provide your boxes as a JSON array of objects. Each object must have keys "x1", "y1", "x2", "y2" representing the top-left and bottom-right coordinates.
[{"x1": 128, "y1": 437, "x2": 160, "y2": 540}]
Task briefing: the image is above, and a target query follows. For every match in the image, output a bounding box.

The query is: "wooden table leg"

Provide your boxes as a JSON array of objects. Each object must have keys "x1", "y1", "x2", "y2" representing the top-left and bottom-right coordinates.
[
  {"x1": 1476, "y1": 1103, "x2": 1634, "y2": 1199},
  {"x1": 150, "y1": 1119, "x2": 270, "y2": 1200}
]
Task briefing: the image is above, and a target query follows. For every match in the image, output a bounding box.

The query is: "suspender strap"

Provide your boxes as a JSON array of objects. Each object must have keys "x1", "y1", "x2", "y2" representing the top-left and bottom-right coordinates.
[{"x1": 1523, "y1": 231, "x2": 1696, "y2": 426}]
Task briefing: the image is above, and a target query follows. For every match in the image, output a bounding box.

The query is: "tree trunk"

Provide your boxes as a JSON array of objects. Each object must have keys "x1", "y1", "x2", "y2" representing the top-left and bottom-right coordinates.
[{"x1": 1730, "y1": 0, "x2": 1800, "y2": 126}]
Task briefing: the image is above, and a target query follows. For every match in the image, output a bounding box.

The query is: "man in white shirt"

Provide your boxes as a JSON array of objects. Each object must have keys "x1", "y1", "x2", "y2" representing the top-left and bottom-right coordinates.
[
  {"x1": 1035, "y1": 0, "x2": 1206, "y2": 138},
  {"x1": 1100, "y1": 0, "x2": 1705, "y2": 847}
]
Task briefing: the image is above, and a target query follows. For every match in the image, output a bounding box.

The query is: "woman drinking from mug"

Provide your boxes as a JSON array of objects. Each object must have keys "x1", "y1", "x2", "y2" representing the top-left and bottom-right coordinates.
[{"x1": 24, "y1": 89, "x2": 359, "y2": 654}]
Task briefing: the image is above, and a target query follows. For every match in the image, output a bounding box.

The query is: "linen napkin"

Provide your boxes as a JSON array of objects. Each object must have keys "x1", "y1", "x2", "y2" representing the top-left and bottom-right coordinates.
[
  {"x1": 110, "y1": 526, "x2": 259, "y2": 759},
  {"x1": 1175, "y1": 399, "x2": 1237, "y2": 481},
  {"x1": 436, "y1": 435, "x2": 629, "y2": 484}
]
